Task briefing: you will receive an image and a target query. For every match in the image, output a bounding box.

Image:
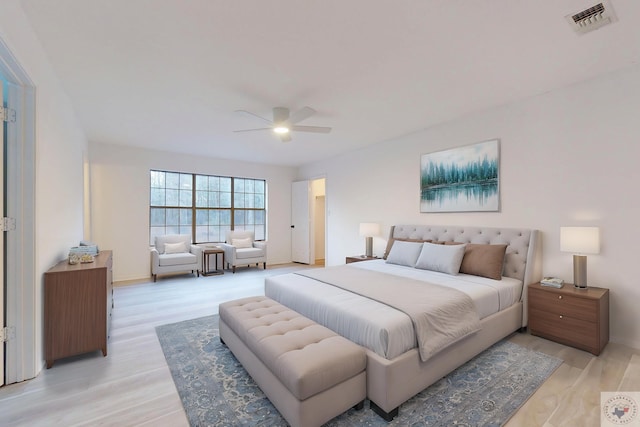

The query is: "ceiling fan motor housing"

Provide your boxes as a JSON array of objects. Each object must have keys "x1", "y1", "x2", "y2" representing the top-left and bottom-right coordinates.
[{"x1": 273, "y1": 106, "x2": 289, "y2": 125}]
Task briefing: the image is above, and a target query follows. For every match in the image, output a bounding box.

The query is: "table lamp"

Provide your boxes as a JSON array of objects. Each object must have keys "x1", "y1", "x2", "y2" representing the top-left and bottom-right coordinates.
[
  {"x1": 359, "y1": 223, "x2": 380, "y2": 257},
  {"x1": 560, "y1": 226, "x2": 600, "y2": 288}
]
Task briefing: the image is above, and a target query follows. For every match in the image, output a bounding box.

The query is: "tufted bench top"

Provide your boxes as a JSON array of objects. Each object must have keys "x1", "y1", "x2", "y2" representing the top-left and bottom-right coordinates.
[{"x1": 219, "y1": 296, "x2": 366, "y2": 401}]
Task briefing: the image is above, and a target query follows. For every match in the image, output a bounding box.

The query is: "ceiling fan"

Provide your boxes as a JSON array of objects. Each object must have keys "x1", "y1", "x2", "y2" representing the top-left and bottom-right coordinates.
[{"x1": 233, "y1": 106, "x2": 332, "y2": 143}]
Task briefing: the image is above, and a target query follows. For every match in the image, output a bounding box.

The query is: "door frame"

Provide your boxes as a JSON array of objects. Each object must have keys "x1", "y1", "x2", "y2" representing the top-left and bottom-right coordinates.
[
  {"x1": 309, "y1": 177, "x2": 326, "y2": 264},
  {"x1": 0, "y1": 37, "x2": 38, "y2": 384},
  {"x1": 291, "y1": 176, "x2": 328, "y2": 265}
]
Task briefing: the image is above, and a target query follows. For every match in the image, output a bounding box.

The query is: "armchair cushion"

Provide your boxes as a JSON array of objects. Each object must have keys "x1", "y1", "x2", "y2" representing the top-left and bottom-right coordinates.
[
  {"x1": 235, "y1": 247, "x2": 266, "y2": 260},
  {"x1": 159, "y1": 252, "x2": 198, "y2": 266},
  {"x1": 231, "y1": 237, "x2": 253, "y2": 248},
  {"x1": 164, "y1": 241, "x2": 187, "y2": 254}
]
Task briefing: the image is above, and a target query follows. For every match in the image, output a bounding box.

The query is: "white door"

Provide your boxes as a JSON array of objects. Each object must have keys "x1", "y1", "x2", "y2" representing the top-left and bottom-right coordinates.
[
  {"x1": 1, "y1": 82, "x2": 5, "y2": 385},
  {"x1": 291, "y1": 180, "x2": 311, "y2": 264}
]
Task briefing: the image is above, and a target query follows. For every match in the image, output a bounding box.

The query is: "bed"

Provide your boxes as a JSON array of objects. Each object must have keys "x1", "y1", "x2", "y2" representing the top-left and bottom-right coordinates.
[{"x1": 265, "y1": 225, "x2": 541, "y2": 420}]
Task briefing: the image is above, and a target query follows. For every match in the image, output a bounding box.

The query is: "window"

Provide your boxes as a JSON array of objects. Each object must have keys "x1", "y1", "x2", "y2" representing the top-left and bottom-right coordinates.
[{"x1": 150, "y1": 170, "x2": 266, "y2": 245}]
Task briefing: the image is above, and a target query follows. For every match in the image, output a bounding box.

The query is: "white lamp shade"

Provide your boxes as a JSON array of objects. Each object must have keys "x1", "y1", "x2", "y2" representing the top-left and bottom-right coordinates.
[
  {"x1": 359, "y1": 222, "x2": 380, "y2": 237},
  {"x1": 560, "y1": 227, "x2": 600, "y2": 254}
]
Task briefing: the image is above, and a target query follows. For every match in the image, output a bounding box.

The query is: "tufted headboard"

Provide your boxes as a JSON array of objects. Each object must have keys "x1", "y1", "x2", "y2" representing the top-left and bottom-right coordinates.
[{"x1": 386, "y1": 225, "x2": 541, "y2": 326}]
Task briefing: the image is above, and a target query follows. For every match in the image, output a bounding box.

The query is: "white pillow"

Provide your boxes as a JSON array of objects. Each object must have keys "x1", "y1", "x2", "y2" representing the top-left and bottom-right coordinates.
[
  {"x1": 385, "y1": 241, "x2": 424, "y2": 267},
  {"x1": 415, "y1": 242, "x2": 467, "y2": 275},
  {"x1": 231, "y1": 237, "x2": 253, "y2": 249},
  {"x1": 164, "y1": 241, "x2": 187, "y2": 254}
]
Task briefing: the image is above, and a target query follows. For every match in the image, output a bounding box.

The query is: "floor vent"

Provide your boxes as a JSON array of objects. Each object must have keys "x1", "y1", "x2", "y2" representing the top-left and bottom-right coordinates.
[{"x1": 566, "y1": 1, "x2": 617, "y2": 34}]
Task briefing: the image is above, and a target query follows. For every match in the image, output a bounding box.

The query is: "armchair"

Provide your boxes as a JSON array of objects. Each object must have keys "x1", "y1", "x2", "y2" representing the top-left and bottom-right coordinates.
[
  {"x1": 220, "y1": 230, "x2": 267, "y2": 273},
  {"x1": 150, "y1": 234, "x2": 202, "y2": 282}
]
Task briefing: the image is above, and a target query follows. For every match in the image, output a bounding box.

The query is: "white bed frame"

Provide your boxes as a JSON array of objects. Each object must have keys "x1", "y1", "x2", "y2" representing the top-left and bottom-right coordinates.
[{"x1": 273, "y1": 225, "x2": 541, "y2": 420}]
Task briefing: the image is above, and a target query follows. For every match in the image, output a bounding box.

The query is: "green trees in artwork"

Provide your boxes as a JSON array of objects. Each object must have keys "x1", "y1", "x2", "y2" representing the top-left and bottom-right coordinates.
[{"x1": 421, "y1": 155, "x2": 498, "y2": 189}]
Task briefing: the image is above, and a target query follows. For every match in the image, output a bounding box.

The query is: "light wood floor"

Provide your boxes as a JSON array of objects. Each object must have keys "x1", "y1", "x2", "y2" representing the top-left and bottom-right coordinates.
[{"x1": 0, "y1": 263, "x2": 638, "y2": 426}]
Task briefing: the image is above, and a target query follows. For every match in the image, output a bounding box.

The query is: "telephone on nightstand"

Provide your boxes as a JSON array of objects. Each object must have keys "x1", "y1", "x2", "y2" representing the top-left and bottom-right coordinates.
[{"x1": 540, "y1": 277, "x2": 564, "y2": 288}]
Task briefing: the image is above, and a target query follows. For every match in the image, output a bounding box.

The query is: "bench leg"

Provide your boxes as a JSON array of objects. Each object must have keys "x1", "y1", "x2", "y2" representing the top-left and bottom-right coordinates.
[{"x1": 370, "y1": 400, "x2": 399, "y2": 422}]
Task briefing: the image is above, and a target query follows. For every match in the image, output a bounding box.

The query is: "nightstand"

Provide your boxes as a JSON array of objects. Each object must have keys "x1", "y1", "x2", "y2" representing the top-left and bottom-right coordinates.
[
  {"x1": 346, "y1": 255, "x2": 379, "y2": 264},
  {"x1": 528, "y1": 282, "x2": 609, "y2": 355}
]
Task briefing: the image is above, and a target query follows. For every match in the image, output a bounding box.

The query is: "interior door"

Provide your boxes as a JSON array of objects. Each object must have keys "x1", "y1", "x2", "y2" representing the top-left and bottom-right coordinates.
[
  {"x1": 291, "y1": 180, "x2": 311, "y2": 264},
  {"x1": 1, "y1": 82, "x2": 5, "y2": 385}
]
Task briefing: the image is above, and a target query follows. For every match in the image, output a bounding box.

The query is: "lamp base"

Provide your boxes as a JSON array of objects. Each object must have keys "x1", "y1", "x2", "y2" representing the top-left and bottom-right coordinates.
[
  {"x1": 573, "y1": 255, "x2": 588, "y2": 289},
  {"x1": 365, "y1": 237, "x2": 373, "y2": 258}
]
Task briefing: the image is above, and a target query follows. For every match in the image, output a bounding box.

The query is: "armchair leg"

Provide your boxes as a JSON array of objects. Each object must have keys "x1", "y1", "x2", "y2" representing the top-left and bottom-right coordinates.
[
  {"x1": 153, "y1": 274, "x2": 157, "y2": 282},
  {"x1": 263, "y1": 262, "x2": 266, "y2": 269},
  {"x1": 232, "y1": 266, "x2": 236, "y2": 274}
]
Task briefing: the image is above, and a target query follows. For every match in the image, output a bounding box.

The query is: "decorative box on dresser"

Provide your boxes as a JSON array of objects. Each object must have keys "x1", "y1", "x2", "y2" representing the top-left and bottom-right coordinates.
[
  {"x1": 44, "y1": 250, "x2": 113, "y2": 368},
  {"x1": 528, "y1": 282, "x2": 609, "y2": 355}
]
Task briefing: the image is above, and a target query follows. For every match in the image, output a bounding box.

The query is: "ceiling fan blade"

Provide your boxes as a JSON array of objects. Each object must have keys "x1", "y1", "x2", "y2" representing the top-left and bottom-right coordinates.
[
  {"x1": 279, "y1": 133, "x2": 292, "y2": 143},
  {"x1": 234, "y1": 110, "x2": 273, "y2": 124},
  {"x1": 233, "y1": 127, "x2": 272, "y2": 133},
  {"x1": 291, "y1": 125, "x2": 332, "y2": 134},
  {"x1": 288, "y1": 106, "x2": 316, "y2": 124}
]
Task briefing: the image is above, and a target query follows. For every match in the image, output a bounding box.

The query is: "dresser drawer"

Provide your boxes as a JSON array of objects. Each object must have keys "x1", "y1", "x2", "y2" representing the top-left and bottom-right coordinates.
[
  {"x1": 529, "y1": 287, "x2": 598, "y2": 322},
  {"x1": 529, "y1": 307, "x2": 599, "y2": 351}
]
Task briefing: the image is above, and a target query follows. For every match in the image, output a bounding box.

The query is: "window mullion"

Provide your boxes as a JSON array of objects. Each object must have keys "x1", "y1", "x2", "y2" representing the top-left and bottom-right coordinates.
[
  {"x1": 191, "y1": 174, "x2": 196, "y2": 243},
  {"x1": 230, "y1": 177, "x2": 235, "y2": 230}
]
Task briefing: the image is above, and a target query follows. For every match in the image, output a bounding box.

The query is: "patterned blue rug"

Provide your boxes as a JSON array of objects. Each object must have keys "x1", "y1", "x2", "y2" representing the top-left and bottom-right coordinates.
[{"x1": 156, "y1": 315, "x2": 561, "y2": 426}]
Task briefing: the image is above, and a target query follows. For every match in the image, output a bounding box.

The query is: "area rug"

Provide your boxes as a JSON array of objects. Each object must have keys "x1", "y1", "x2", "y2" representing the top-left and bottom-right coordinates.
[{"x1": 156, "y1": 315, "x2": 562, "y2": 426}]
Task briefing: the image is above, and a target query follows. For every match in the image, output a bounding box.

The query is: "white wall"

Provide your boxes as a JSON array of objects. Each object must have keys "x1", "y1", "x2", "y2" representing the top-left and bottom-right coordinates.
[
  {"x1": 89, "y1": 142, "x2": 297, "y2": 282},
  {"x1": 0, "y1": 1, "x2": 87, "y2": 375},
  {"x1": 298, "y1": 64, "x2": 640, "y2": 350}
]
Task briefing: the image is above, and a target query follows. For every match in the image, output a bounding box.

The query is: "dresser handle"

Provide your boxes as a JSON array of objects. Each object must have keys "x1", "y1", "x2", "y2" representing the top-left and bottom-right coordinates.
[
  {"x1": 559, "y1": 315, "x2": 563, "y2": 319},
  {"x1": 558, "y1": 295, "x2": 562, "y2": 300}
]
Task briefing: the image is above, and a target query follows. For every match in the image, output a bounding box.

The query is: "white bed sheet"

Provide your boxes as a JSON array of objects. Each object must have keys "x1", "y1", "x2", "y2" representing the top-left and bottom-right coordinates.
[{"x1": 264, "y1": 260, "x2": 523, "y2": 360}]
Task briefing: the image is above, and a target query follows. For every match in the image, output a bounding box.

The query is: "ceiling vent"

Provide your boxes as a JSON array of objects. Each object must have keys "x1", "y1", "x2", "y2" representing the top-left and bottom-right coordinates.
[{"x1": 566, "y1": 1, "x2": 617, "y2": 34}]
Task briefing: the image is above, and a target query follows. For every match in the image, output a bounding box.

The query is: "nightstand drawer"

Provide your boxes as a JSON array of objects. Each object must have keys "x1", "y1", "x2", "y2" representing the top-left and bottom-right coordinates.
[
  {"x1": 529, "y1": 308, "x2": 599, "y2": 351},
  {"x1": 529, "y1": 287, "x2": 597, "y2": 322}
]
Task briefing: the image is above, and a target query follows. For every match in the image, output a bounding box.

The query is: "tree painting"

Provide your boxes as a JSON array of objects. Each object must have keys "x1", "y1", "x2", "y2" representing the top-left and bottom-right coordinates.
[{"x1": 420, "y1": 140, "x2": 499, "y2": 212}]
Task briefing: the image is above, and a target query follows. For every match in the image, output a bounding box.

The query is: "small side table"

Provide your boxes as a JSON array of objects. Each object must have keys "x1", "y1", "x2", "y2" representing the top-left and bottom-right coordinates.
[
  {"x1": 346, "y1": 255, "x2": 379, "y2": 264},
  {"x1": 528, "y1": 282, "x2": 609, "y2": 355},
  {"x1": 202, "y1": 248, "x2": 224, "y2": 276}
]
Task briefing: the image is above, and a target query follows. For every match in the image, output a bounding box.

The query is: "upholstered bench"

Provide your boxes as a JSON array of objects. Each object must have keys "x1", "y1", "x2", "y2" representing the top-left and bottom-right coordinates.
[{"x1": 219, "y1": 296, "x2": 367, "y2": 427}]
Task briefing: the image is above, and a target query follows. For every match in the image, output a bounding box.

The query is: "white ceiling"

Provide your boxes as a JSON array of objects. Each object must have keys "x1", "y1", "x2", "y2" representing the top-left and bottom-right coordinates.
[{"x1": 19, "y1": 0, "x2": 640, "y2": 167}]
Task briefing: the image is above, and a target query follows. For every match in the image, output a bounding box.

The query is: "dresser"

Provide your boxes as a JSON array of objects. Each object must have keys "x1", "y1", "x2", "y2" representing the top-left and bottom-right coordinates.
[
  {"x1": 528, "y1": 282, "x2": 609, "y2": 355},
  {"x1": 44, "y1": 250, "x2": 113, "y2": 368}
]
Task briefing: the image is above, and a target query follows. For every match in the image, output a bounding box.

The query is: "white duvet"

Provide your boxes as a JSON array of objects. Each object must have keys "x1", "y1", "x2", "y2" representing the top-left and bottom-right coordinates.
[{"x1": 264, "y1": 260, "x2": 523, "y2": 360}]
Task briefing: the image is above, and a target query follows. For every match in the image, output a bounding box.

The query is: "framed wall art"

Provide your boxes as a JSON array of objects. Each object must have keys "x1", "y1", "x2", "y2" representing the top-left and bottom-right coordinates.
[{"x1": 420, "y1": 139, "x2": 500, "y2": 213}]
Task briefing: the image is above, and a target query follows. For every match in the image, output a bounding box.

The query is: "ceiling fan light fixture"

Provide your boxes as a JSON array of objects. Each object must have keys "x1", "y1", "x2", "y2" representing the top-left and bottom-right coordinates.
[{"x1": 273, "y1": 126, "x2": 290, "y2": 134}]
